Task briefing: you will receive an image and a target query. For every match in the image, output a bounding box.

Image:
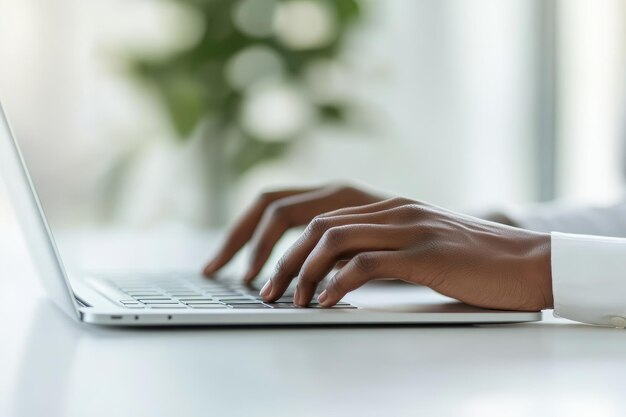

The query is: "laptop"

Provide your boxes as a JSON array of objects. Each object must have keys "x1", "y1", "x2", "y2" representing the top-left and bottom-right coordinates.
[{"x1": 0, "y1": 101, "x2": 541, "y2": 326}]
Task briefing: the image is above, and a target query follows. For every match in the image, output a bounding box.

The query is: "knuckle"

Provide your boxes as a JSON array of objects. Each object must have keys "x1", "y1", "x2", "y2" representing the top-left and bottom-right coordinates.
[
  {"x1": 395, "y1": 202, "x2": 433, "y2": 222},
  {"x1": 388, "y1": 196, "x2": 414, "y2": 206},
  {"x1": 273, "y1": 256, "x2": 290, "y2": 276},
  {"x1": 329, "y1": 182, "x2": 353, "y2": 195},
  {"x1": 297, "y1": 271, "x2": 317, "y2": 285},
  {"x1": 329, "y1": 183, "x2": 364, "y2": 201},
  {"x1": 258, "y1": 190, "x2": 283, "y2": 206},
  {"x1": 327, "y1": 275, "x2": 347, "y2": 294},
  {"x1": 307, "y1": 216, "x2": 331, "y2": 236},
  {"x1": 321, "y1": 226, "x2": 347, "y2": 249},
  {"x1": 351, "y1": 253, "x2": 378, "y2": 274},
  {"x1": 314, "y1": 208, "x2": 341, "y2": 220},
  {"x1": 266, "y1": 202, "x2": 289, "y2": 224},
  {"x1": 392, "y1": 204, "x2": 419, "y2": 220}
]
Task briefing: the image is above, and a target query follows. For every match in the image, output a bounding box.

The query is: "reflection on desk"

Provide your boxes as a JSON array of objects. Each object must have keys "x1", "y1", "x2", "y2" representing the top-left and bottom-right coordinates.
[{"x1": 1, "y1": 227, "x2": 626, "y2": 417}]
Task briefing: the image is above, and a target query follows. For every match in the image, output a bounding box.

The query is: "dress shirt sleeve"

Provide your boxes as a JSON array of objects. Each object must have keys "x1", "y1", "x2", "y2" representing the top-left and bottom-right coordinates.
[{"x1": 552, "y1": 231, "x2": 626, "y2": 327}]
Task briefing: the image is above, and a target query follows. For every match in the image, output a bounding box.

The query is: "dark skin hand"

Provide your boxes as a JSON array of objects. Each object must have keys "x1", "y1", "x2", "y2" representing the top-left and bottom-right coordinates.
[{"x1": 204, "y1": 185, "x2": 554, "y2": 311}]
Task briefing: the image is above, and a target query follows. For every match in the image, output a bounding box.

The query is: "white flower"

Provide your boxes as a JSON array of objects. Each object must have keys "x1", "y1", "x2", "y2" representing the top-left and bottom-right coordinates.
[
  {"x1": 225, "y1": 45, "x2": 284, "y2": 91},
  {"x1": 273, "y1": 0, "x2": 336, "y2": 50},
  {"x1": 304, "y1": 59, "x2": 350, "y2": 103},
  {"x1": 241, "y1": 82, "x2": 313, "y2": 142},
  {"x1": 232, "y1": 0, "x2": 277, "y2": 38}
]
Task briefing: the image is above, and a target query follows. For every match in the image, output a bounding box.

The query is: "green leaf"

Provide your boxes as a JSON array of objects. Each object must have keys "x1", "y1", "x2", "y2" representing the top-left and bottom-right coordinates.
[
  {"x1": 334, "y1": 0, "x2": 361, "y2": 22},
  {"x1": 122, "y1": 0, "x2": 366, "y2": 175},
  {"x1": 230, "y1": 136, "x2": 290, "y2": 177},
  {"x1": 319, "y1": 104, "x2": 348, "y2": 123}
]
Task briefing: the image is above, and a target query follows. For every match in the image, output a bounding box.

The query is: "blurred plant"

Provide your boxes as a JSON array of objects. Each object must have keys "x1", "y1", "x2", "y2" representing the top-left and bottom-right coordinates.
[{"x1": 126, "y1": 0, "x2": 363, "y2": 224}]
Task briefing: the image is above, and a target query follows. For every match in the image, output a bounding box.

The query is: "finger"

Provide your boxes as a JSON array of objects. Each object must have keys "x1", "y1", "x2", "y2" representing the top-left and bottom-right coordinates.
[
  {"x1": 262, "y1": 209, "x2": 402, "y2": 302},
  {"x1": 295, "y1": 225, "x2": 413, "y2": 306},
  {"x1": 334, "y1": 259, "x2": 350, "y2": 269},
  {"x1": 203, "y1": 188, "x2": 318, "y2": 276},
  {"x1": 318, "y1": 251, "x2": 407, "y2": 307},
  {"x1": 316, "y1": 197, "x2": 414, "y2": 219},
  {"x1": 243, "y1": 186, "x2": 380, "y2": 283}
]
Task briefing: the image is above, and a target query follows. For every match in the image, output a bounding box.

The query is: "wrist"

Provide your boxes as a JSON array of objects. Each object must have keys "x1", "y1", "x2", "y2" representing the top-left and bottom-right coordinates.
[{"x1": 527, "y1": 232, "x2": 553, "y2": 309}]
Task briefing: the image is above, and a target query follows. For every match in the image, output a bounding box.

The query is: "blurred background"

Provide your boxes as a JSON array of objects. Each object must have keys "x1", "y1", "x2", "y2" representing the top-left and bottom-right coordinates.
[{"x1": 0, "y1": 0, "x2": 625, "y2": 232}]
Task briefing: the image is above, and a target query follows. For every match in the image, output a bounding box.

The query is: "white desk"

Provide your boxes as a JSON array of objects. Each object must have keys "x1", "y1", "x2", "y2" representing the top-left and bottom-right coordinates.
[{"x1": 0, "y1": 224, "x2": 624, "y2": 417}]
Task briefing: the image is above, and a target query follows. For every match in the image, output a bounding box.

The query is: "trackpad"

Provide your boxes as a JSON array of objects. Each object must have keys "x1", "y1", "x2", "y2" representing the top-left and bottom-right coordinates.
[{"x1": 345, "y1": 281, "x2": 491, "y2": 313}]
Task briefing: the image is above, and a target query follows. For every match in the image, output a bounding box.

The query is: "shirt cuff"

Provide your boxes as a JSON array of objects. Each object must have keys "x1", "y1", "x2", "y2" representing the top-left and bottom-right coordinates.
[{"x1": 551, "y1": 232, "x2": 626, "y2": 327}]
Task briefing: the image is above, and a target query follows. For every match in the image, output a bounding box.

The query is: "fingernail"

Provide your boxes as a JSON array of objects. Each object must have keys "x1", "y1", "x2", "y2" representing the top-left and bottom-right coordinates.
[
  {"x1": 260, "y1": 280, "x2": 273, "y2": 298},
  {"x1": 203, "y1": 262, "x2": 214, "y2": 275},
  {"x1": 294, "y1": 287, "x2": 301, "y2": 306},
  {"x1": 318, "y1": 290, "x2": 329, "y2": 306}
]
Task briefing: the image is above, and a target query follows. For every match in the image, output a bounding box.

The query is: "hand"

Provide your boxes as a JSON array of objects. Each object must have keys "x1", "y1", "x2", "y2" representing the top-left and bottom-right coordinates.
[
  {"x1": 203, "y1": 184, "x2": 384, "y2": 283},
  {"x1": 479, "y1": 211, "x2": 519, "y2": 227},
  {"x1": 259, "y1": 197, "x2": 553, "y2": 311}
]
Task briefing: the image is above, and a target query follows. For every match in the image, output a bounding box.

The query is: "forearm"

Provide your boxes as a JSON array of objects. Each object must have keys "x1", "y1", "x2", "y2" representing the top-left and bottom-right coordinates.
[{"x1": 487, "y1": 199, "x2": 626, "y2": 237}]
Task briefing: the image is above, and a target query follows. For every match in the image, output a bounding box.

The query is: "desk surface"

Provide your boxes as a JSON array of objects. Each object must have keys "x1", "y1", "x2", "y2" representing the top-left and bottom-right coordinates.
[{"x1": 0, "y1": 224, "x2": 624, "y2": 417}]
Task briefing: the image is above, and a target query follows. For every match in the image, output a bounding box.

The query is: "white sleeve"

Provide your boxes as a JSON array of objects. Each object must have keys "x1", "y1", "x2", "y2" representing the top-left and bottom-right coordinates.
[{"x1": 551, "y1": 232, "x2": 626, "y2": 327}]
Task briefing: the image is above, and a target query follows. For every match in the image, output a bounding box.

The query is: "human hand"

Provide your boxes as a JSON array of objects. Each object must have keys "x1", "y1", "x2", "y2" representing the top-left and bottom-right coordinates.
[
  {"x1": 258, "y1": 197, "x2": 553, "y2": 311},
  {"x1": 203, "y1": 184, "x2": 384, "y2": 283}
]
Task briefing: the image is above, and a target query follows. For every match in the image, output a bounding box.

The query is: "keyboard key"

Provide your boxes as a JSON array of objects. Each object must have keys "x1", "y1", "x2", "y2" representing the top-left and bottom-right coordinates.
[
  {"x1": 140, "y1": 300, "x2": 178, "y2": 304},
  {"x1": 237, "y1": 290, "x2": 261, "y2": 297},
  {"x1": 148, "y1": 304, "x2": 187, "y2": 309},
  {"x1": 168, "y1": 292, "x2": 201, "y2": 297},
  {"x1": 128, "y1": 294, "x2": 165, "y2": 298},
  {"x1": 111, "y1": 281, "x2": 153, "y2": 286},
  {"x1": 124, "y1": 291, "x2": 163, "y2": 297},
  {"x1": 274, "y1": 296, "x2": 295, "y2": 303},
  {"x1": 184, "y1": 301, "x2": 222, "y2": 305},
  {"x1": 232, "y1": 286, "x2": 260, "y2": 292},
  {"x1": 105, "y1": 275, "x2": 364, "y2": 312},
  {"x1": 226, "y1": 287, "x2": 250, "y2": 292},
  {"x1": 266, "y1": 304, "x2": 301, "y2": 309},
  {"x1": 229, "y1": 304, "x2": 270, "y2": 309},
  {"x1": 219, "y1": 298, "x2": 258, "y2": 303},
  {"x1": 197, "y1": 286, "x2": 228, "y2": 291},
  {"x1": 188, "y1": 305, "x2": 229, "y2": 309}
]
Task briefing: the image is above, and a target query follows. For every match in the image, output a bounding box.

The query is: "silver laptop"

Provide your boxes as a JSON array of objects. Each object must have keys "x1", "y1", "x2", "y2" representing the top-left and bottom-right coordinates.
[{"x1": 0, "y1": 101, "x2": 541, "y2": 326}]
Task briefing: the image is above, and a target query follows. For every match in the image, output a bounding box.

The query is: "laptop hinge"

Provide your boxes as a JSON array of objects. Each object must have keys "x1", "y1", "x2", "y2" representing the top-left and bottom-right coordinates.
[{"x1": 74, "y1": 294, "x2": 91, "y2": 308}]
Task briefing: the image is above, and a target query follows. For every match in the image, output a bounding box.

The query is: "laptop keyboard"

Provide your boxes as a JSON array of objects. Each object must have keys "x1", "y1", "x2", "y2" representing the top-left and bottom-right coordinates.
[{"x1": 102, "y1": 274, "x2": 357, "y2": 310}]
